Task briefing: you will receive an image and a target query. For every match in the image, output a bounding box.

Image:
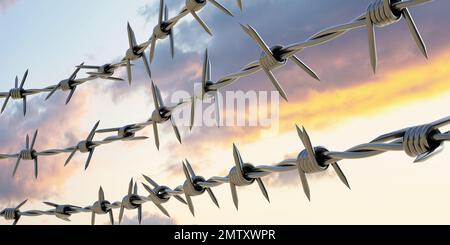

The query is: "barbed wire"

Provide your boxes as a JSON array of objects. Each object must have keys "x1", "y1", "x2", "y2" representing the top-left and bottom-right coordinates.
[
  {"x1": 0, "y1": 0, "x2": 432, "y2": 116},
  {"x1": 1, "y1": 0, "x2": 434, "y2": 177},
  {"x1": 1, "y1": 115, "x2": 449, "y2": 225},
  {"x1": 0, "y1": 0, "x2": 440, "y2": 225}
]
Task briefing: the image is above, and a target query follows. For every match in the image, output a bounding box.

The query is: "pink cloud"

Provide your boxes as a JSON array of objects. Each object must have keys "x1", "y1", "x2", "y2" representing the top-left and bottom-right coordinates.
[
  {"x1": 0, "y1": 0, "x2": 17, "y2": 11},
  {"x1": 0, "y1": 91, "x2": 89, "y2": 204}
]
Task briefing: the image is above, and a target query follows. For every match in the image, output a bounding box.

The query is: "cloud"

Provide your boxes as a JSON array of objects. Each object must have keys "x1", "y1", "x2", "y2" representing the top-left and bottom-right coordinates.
[
  {"x1": 0, "y1": 91, "x2": 89, "y2": 203},
  {"x1": 0, "y1": 0, "x2": 17, "y2": 11},
  {"x1": 119, "y1": 211, "x2": 178, "y2": 225}
]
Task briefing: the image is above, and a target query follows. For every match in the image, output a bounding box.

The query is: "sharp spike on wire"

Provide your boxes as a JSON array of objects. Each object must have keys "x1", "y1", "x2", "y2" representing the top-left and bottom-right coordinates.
[
  {"x1": 150, "y1": 36, "x2": 157, "y2": 63},
  {"x1": 185, "y1": 194, "x2": 195, "y2": 216},
  {"x1": 45, "y1": 85, "x2": 60, "y2": 101},
  {"x1": 190, "y1": 96, "x2": 196, "y2": 131},
  {"x1": 151, "y1": 81, "x2": 161, "y2": 111},
  {"x1": 22, "y1": 97, "x2": 27, "y2": 116},
  {"x1": 152, "y1": 121, "x2": 160, "y2": 150},
  {"x1": 141, "y1": 51, "x2": 152, "y2": 78},
  {"x1": 237, "y1": 0, "x2": 243, "y2": 11},
  {"x1": 171, "y1": 118, "x2": 182, "y2": 144},
  {"x1": 184, "y1": 159, "x2": 196, "y2": 177},
  {"x1": 65, "y1": 148, "x2": 77, "y2": 167},
  {"x1": 19, "y1": 69, "x2": 28, "y2": 89},
  {"x1": 256, "y1": 178, "x2": 270, "y2": 203},
  {"x1": 34, "y1": 158, "x2": 38, "y2": 179},
  {"x1": 289, "y1": 55, "x2": 320, "y2": 81},
  {"x1": 206, "y1": 188, "x2": 220, "y2": 208},
  {"x1": 191, "y1": 11, "x2": 212, "y2": 36},
  {"x1": 230, "y1": 183, "x2": 239, "y2": 210},
  {"x1": 43, "y1": 202, "x2": 58, "y2": 208},
  {"x1": 84, "y1": 150, "x2": 94, "y2": 170},
  {"x1": 214, "y1": 92, "x2": 221, "y2": 128},
  {"x1": 263, "y1": 68, "x2": 288, "y2": 101},
  {"x1": 118, "y1": 203, "x2": 125, "y2": 224},
  {"x1": 127, "y1": 22, "x2": 137, "y2": 49},
  {"x1": 298, "y1": 169, "x2": 311, "y2": 201},
  {"x1": 1, "y1": 95, "x2": 10, "y2": 113},
  {"x1": 366, "y1": 19, "x2": 377, "y2": 74},
  {"x1": 109, "y1": 210, "x2": 114, "y2": 225},
  {"x1": 70, "y1": 63, "x2": 83, "y2": 80},
  {"x1": 87, "y1": 121, "x2": 100, "y2": 141},
  {"x1": 208, "y1": 0, "x2": 233, "y2": 17},
  {"x1": 182, "y1": 161, "x2": 194, "y2": 186},
  {"x1": 241, "y1": 24, "x2": 273, "y2": 57},
  {"x1": 296, "y1": 125, "x2": 318, "y2": 165},
  {"x1": 137, "y1": 206, "x2": 142, "y2": 224},
  {"x1": 126, "y1": 59, "x2": 132, "y2": 85},
  {"x1": 402, "y1": 8, "x2": 428, "y2": 59},
  {"x1": 91, "y1": 212, "x2": 96, "y2": 226},
  {"x1": 16, "y1": 199, "x2": 28, "y2": 209},
  {"x1": 158, "y1": 0, "x2": 164, "y2": 25},
  {"x1": 232, "y1": 144, "x2": 245, "y2": 178},
  {"x1": 128, "y1": 178, "x2": 134, "y2": 196},
  {"x1": 99, "y1": 186, "x2": 105, "y2": 202},
  {"x1": 12, "y1": 157, "x2": 21, "y2": 177},
  {"x1": 26, "y1": 134, "x2": 30, "y2": 150},
  {"x1": 30, "y1": 130, "x2": 38, "y2": 150},
  {"x1": 169, "y1": 30, "x2": 175, "y2": 59},
  {"x1": 143, "y1": 175, "x2": 159, "y2": 188},
  {"x1": 202, "y1": 49, "x2": 209, "y2": 98},
  {"x1": 331, "y1": 163, "x2": 351, "y2": 189},
  {"x1": 65, "y1": 87, "x2": 76, "y2": 105},
  {"x1": 155, "y1": 202, "x2": 170, "y2": 218}
]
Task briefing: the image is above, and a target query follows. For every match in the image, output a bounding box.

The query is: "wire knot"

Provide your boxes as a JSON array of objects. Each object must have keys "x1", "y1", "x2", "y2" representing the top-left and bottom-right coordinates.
[
  {"x1": 228, "y1": 163, "x2": 256, "y2": 187},
  {"x1": 60, "y1": 80, "x2": 73, "y2": 91},
  {"x1": 259, "y1": 45, "x2": 286, "y2": 71},
  {"x1": 54, "y1": 205, "x2": 74, "y2": 220},
  {"x1": 183, "y1": 176, "x2": 206, "y2": 196},
  {"x1": 366, "y1": 0, "x2": 402, "y2": 27},
  {"x1": 118, "y1": 126, "x2": 135, "y2": 138},
  {"x1": 77, "y1": 141, "x2": 91, "y2": 153},
  {"x1": 10, "y1": 88, "x2": 24, "y2": 100},
  {"x1": 297, "y1": 147, "x2": 329, "y2": 173},
  {"x1": 3, "y1": 208, "x2": 18, "y2": 220},
  {"x1": 154, "y1": 186, "x2": 171, "y2": 202},
  {"x1": 20, "y1": 149, "x2": 35, "y2": 160},
  {"x1": 92, "y1": 200, "x2": 110, "y2": 214},
  {"x1": 185, "y1": 0, "x2": 206, "y2": 12},
  {"x1": 403, "y1": 124, "x2": 442, "y2": 158},
  {"x1": 122, "y1": 195, "x2": 141, "y2": 210}
]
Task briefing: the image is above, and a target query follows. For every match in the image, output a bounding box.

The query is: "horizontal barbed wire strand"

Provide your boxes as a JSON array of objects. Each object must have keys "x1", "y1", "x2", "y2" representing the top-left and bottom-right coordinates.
[{"x1": 1, "y1": 115, "x2": 449, "y2": 224}]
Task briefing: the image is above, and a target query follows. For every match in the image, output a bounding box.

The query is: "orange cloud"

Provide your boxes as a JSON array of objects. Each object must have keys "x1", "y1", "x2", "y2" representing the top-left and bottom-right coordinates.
[
  {"x1": 0, "y1": 90, "x2": 90, "y2": 203},
  {"x1": 280, "y1": 48, "x2": 450, "y2": 131}
]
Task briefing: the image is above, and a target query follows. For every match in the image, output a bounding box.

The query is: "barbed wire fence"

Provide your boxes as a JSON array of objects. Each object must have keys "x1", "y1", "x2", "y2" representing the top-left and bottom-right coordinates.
[
  {"x1": 0, "y1": 0, "x2": 443, "y2": 225},
  {"x1": 1, "y1": 115, "x2": 449, "y2": 225}
]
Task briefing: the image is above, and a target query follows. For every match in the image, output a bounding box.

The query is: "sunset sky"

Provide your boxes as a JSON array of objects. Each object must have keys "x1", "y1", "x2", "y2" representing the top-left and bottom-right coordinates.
[{"x1": 1, "y1": 0, "x2": 450, "y2": 225}]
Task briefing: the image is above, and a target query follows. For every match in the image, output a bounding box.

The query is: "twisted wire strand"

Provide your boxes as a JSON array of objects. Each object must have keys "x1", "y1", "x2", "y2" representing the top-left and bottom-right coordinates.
[
  {"x1": 0, "y1": 0, "x2": 439, "y2": 224},
  {"x1": 0, "y1": 0, "x2": 433, "y2": 174},
  {"x1": 1, "y1": 116, "x2": 449, "y2": 224},
  {"x1": 0, "y1": 134, "x2": 141, "y2": 160},
  {"x1": 213, "y1": 0, "x2": 432, "y2": 89},
  {"x1": 0, "y1": 0, "x2": 432, "y2": 109}
]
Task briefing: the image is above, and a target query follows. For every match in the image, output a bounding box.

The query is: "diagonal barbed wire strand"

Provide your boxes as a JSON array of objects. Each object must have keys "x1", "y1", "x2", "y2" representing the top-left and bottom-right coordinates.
[
  {"x1": 1, "y1": 115, "x2": 449, "y2": 224},
  {"x1": 0, "y1": 0, "x2": 432, "y2": 114},
  {"x1": 0, "y1": 0, "x2": 441, "y2": 224},
  {"x1": 0, "y1": 0, "x2": 433, "y2": 166},
  {"x1": 0, "y1": 0, "x2": 439, "y2": 218}
]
